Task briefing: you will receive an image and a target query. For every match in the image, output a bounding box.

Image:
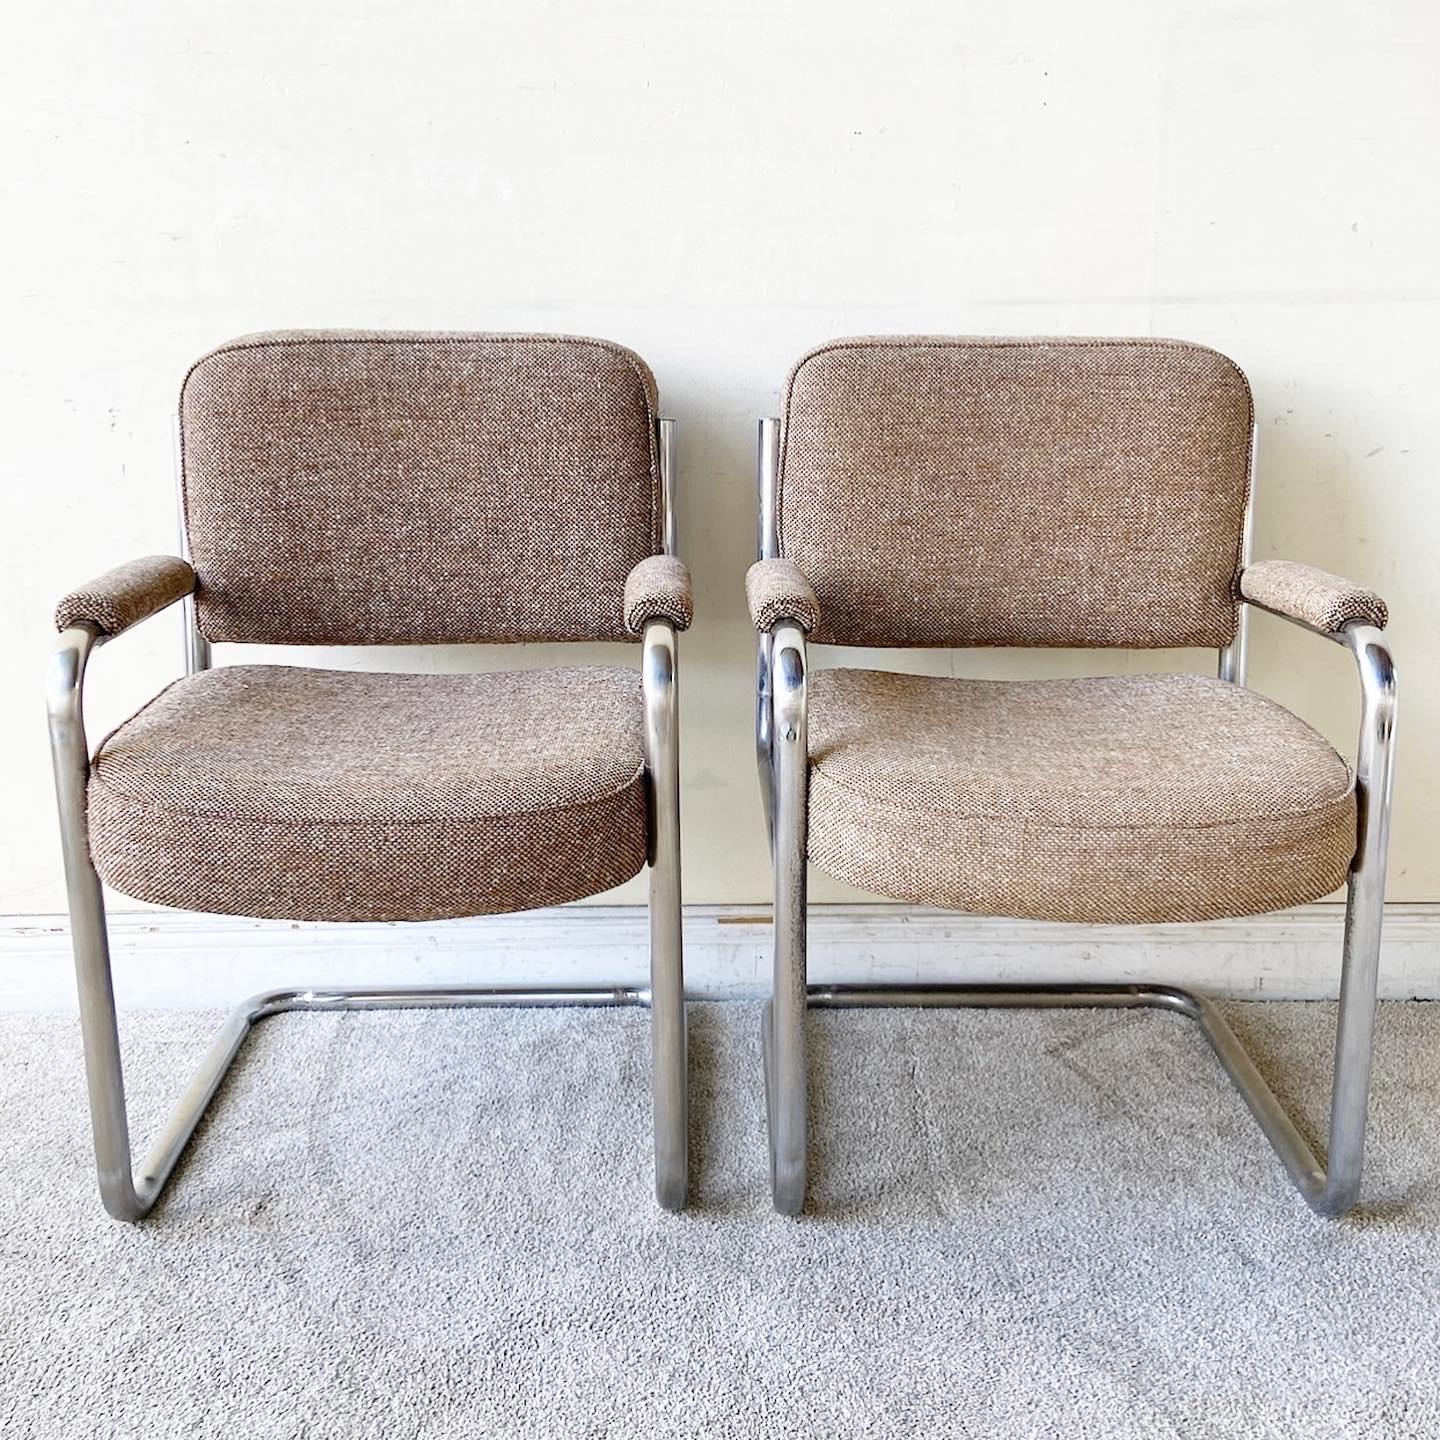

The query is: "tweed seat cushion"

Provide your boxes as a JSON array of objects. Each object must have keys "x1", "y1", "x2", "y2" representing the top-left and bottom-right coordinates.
[
  {"x1": 808, "y1": 669, "x2": 1357, "y2": 924},
  {"x1": 87, "y1": 665, "x2": 648, "y2": 923}
]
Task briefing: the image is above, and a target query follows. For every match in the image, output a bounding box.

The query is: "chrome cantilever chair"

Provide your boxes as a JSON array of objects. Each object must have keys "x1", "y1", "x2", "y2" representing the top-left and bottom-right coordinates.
[
  {"x1": 48, "y1": 330, "x2": 691, "y2": 1219},
  {"x1": 750, "y1": 336, "x2": 1396, "y2": 1218}
]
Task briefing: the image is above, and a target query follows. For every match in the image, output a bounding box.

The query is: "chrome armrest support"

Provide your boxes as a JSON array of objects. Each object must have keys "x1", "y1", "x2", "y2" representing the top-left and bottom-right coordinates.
[
  {"x1": 757, "y1": 621, "x2": 808, "y2": 849},
  {"x1": 1333, "y1": 622, "x2": 1398, "y2": 820},
  {"x1": 46, "y1": 624, "x2": 103, "y2": 839},
  {"x1": 641, "y1": 614, "x2": 687, "y2": 1209},
  {"x1": 1263, "y1": 615, "x2": 1398, "y2": 824},
  {"x1": 641, "y1": 617, "x2": 680, "y2": 868},
  {"x1": 756, "y1": 629, "x2": 775, "y2": 843},
  {"x1": 1254, "y1": 609, "x2": 1396, "y2": 937},
  {"x1": 1324, "y1": 620, "x2": 1396, "y2": 1213},
  {"x1": 771, "y1": 624, "x2": 808, "y2": 766},
  {"x1": 1247, "y1": 613, "x2": 1396, "y2": 1214},
  {"x1": 46, "y1": 623, "x2": 147, "y2": 1218},
  {"x1": 46, "y1": 592, "x2": 193, "y2": 785},
  {"x1": 1330, "y1": 620, "x2": 1398, "y2": 974},
  {"x1": 1246, "y1": 606, "x2": 1396, "y2": 820},
  {"x1": 764, "y1": 620, "x2": 809, "y2": 1213}
]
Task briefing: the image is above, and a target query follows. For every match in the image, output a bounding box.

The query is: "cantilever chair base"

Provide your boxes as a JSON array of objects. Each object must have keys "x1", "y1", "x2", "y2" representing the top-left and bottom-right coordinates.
[
  {"x1": 763, "y1": 981, "x2": 1365, "y2": 1219},
  {"x1": 88, "y1": 981, "x2": 673, "y2": 1224}
]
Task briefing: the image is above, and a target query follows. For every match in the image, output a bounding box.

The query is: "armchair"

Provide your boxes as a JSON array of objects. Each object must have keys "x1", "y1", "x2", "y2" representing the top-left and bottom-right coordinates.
[
  {"x1": 48, "y1": 330, "x2": 691, "y2": 1219},
  {"x1": 752, "y1": 336, "x2": 1396, "y2": 1218}
]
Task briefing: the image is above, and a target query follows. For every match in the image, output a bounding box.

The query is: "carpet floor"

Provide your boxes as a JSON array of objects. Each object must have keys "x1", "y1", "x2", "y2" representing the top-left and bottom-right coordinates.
[{"x1": 2, "y1": 1001, "x2": 1439, "y2": 1438}]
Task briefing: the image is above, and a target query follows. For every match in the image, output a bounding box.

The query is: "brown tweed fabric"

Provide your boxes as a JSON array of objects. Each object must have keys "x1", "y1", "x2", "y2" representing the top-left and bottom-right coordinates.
[
  {"x1": 1241, "y1": 559, "x2": 1388, "y2": 633},
  {"x1": 54, "y1": 556, "x2": 195, "y2": 637},
  {"x1": 779, "y1": 337, "x2": 1254, "y2": 648},
  {"x1": 623, "y1": 556, "x2": 694, "y2": 633},
  {"x1": 179, "y1": 331, "x2": 662, "y2": 645},
  {"x1": 746, "y1": 559, "x2": 820, "y2": 633},
  {"x1": 807, "y1": 668, "x2": 1356, "y2": 924},
  {"x1": 87, "y1": 664, "x2": 648, "y2": 922}
]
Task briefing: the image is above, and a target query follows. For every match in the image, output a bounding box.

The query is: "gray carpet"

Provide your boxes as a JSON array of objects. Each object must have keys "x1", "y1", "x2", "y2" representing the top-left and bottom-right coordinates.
[{"x1": 2, "y1": 1001, "x2": 1439, "y2": 1438}]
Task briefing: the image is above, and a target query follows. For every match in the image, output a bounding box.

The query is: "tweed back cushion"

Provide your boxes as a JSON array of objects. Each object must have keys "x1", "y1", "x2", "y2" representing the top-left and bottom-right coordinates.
[
  {"x1": 180, "y1": 331, "x2": 661, "y2": 645},
  {"x1": 779, "y1": 337, "x2": 1254, "y2": 648}
]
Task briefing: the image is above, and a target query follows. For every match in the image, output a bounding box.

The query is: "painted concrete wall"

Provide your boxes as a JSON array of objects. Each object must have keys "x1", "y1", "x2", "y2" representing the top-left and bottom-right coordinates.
[{"x1": 4, "y1": 1, "x2": 1437, "y2": 912}]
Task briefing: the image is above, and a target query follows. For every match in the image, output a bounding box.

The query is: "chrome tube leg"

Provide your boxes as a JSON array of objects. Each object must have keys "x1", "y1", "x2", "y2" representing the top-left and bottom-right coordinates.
[
  {"x1": 1317, "y1": 624, "x2": 1397, "y2": 1215},
  {"x1": 47, "y1": 627, "x2": 144, "y2": 1221},
  {"x1": 67, "y1": 862, "x2": 146, "y2": 1221},
  {"x1": 643, "y1": 619, "x2": 688, "y2": 1211},
  {"x1": 765, "y1": 624, "x2": 808, "y2": 1214}
]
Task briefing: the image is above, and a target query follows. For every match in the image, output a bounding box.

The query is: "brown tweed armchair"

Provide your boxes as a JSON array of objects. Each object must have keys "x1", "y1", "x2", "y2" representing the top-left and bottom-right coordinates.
[
  {"x1": 47, "y1": 330, "x2": 691, "y2": 1219},
  {"x1": 751, "y1": 336, "x2": 1396, "y2": 1217}
]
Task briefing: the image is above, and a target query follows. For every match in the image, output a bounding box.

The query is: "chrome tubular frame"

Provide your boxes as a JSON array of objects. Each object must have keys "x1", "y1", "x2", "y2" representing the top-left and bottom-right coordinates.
[
  {"x1": 657, "y1": 416, "x2": 678, "y2": 556},
  {"x1": 754, "y1": 417, "x2": 1396, "y2": 1219},
  {"x1": 172, "y1": 415, "x2": 210, "y2": 676},
  {"x1": 646, "y1": 413, "x2": 688, "y2": 1210},
  {"x1": 642, "y1": 608, "x2": 688, "y2": 1210},
  {"x1": 50, "y1": 417, "x2": 688, "y2": 1221},
  {"x1": 755, "y1": 418, "x2": 780, "y2": 842},
  {"x1": 755, "y1": 417, "x2": 806, "y2": 1213},
  {"x1": 764, "y1": 621, "x2": 809, "y2": 1215},
  {"x1": 1218, "y1": 422, "x2": 1258, "y2": 685}
]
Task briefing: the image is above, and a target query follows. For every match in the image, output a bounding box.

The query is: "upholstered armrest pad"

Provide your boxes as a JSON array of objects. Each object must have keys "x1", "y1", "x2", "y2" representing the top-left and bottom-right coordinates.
[
  {"x1": 1240, "y1": 559, "x2": 1388, "y2": 633},
  {"x1": 746, "y1": 559, "x2": 820, "y2": 633},
  {"x1": 623, "y1": 555, "x2": 693, "y2": 633},
  {"x1": 55, "y1": 555, "x2": 196, "y2": 637}
]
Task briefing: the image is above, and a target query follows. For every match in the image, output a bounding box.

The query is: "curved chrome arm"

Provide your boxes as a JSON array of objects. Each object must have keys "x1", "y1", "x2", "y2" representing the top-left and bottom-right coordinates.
[
  {"x1": 48, "y1": 616, "x2": 238, "y2": 1219},
  {"x1": 770, "y1": 624, "x2": 808, "y2": 875},
  {"x1": 1319, "y1": 621, "x2": 1397, "y2": 1213},
  {"x1": 756, "y1": 631, "x2": 774, "y2": 842},
  {"x1": 1265, "y1": 616, "x2": 1397, "y2": 858},
  {"x1": 46, "y1": 625, "x2": 151, "y2": 1218},
  {"x1": 772, "y1": 625, "x2": 808, "y2": 753},
  {"x1": 765, "y1": 622, "x2": 809, "y2": 1212},
  {"x1": 642, "y1": 619, "x2": 681, "y2": 872},
  {"x1": 1335, "y1": 622, "x2": 1398, "y2": 841},
  {"x1": 47, "y1": 625, "x2": 107, "y2": 911},
  {"x1": 641, "y1": 616, "x2": 687, "y2": 1209},
  {"x1": 1240, "y1": 613, "x2": 1397, "y2": 1214},
  {"x1": 1245, "y1": 612, "x2": 1396, "y2": 840},
  {"x1": 46, "y1": 626, "x2": 103, "y2": 907},
  {"x1": 46, "y1": 625, "x2": 100, "y2": 761},
  {"x1": 47, "y1": 576, "x2": 210, "y2": 800}
]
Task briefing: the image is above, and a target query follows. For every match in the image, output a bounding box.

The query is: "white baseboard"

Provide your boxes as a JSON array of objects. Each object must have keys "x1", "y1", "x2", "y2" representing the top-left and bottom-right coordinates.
[{"x1": 2, "y1": 903, "x2": 1438, "y2": 1011}]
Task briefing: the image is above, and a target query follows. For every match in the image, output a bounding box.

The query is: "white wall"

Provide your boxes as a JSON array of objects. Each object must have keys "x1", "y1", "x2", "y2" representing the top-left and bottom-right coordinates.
[{"x1": 3, "y1": 0, "x2": 1438, "y2": 916}]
